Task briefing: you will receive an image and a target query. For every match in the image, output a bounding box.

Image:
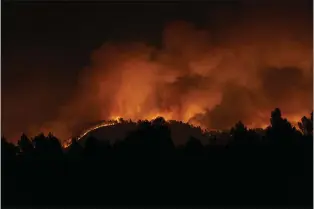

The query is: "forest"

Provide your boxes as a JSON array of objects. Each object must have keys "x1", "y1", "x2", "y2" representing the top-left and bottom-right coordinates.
[{"x1": 2, "y1": 108, "x2": 313, "y2": 208}]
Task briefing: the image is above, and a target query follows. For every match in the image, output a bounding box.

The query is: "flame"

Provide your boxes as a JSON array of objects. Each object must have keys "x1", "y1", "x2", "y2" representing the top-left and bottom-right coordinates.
[
  {"x1": 63, "y1": 119, "x2": 119, "y2": 148},
  {"x1": 62, "y1": 112, "x2": 208, "y2": 148},
  {"x1": 3, "y1": 9, "x2": 312, "y2": 143},
  {"x1": 63, "y1": 112, "x2": 306, "y2": 149}
]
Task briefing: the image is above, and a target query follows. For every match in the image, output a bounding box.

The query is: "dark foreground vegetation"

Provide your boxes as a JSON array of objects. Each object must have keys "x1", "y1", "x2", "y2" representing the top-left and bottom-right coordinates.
[{"x1": 2, "y1": 108, "x2": 313, "y2": 208}]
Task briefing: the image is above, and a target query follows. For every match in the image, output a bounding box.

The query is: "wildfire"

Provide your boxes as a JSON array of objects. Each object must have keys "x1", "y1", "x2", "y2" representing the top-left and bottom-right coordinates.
[
  {"x1": 62, "y1": 110, "x2": 306, "y2": 149},
  {"x1": 62, "y1": 112, "x2": 206, "y2": 148},
  {"x1": 63, "y1": 119, "x2": 119, "y2": 148},
  {"x1": 4, "y1": 14, "x2": 312, "y2": 144}
]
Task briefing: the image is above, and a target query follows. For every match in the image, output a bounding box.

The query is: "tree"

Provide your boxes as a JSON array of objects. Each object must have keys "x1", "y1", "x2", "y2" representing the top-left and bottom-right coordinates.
[
  {"x1": 2, "y1": 137, "x2": 17, "y2": 162},
  {"x1": 17, "y1": 133, "x2": 33, "y2": 156},
  {"x1": 267, "y1": 108, "x2": 297, "y2": 145},
  {"x1": 298, "y1": 114, "x2": 313, "y2": 136},
  {"x1": 47, "y1": 132, "x2": 64, "y2": 160},
  {"x1": 270, "y1": 108, "x2": 282, "y2": 128},
  {"x1": 66, "y1": 137, "x2": 84, "y2": 160},
  {"x1": 152, "y1": 117, "x2": 166, "y2": 127},
  {"x1": 32, "y1": 133, "x2": 49, "y2": 158},
  {"x1": 230, "y1": 121, "x2": 249, "y2": 145}
]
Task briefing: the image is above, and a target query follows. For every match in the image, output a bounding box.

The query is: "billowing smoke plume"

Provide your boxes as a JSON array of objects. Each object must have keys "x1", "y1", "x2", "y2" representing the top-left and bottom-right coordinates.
[{"x1": 3, "y1": 1, "x2": 313, "y2": 142}]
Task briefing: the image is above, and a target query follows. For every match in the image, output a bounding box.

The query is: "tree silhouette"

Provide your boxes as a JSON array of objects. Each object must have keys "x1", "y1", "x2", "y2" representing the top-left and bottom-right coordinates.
[
  {"x1": 2, "y1": 137, "x2": 17, "y2": 163},
  {"x1": 66, "y1": 137, "x2": 84, "y2": 159},
  {"x1": 267, "y1": 108, "x2": 298, "y2": 145},
  {"x1": 17, "y1": 133, "x2": 34, "y2": 157},
  {"x1": 298, "y1": 113, "x2": 313, "y2": 136},
  {"x1": 230, "y1": 121, "x2": 249, "y2": 144},
  {"x1": 1, "y1": 108, "x2": 313, "y2": 208}
]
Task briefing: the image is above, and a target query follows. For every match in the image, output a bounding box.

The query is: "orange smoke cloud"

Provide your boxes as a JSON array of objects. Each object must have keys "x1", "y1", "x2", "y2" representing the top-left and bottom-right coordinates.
[{"x1": 3, "y1": 2, "x2": 313, "y2": 143}]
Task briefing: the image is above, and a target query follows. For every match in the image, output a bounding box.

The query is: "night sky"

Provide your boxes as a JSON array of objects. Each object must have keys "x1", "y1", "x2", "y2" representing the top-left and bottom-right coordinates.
[
  {"x1": 2, "y1": 1, "x2": 214, "y2": 130},
  {"x1": 1, "y1": 1, "x2": 228, "y2": 137},
  {"x1": 2, "y1": 0, "x2": 312, "y2": 141}
]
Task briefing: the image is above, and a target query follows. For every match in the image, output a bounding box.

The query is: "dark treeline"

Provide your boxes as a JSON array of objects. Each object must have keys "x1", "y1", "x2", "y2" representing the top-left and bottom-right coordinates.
[{"x1": 2, "y1": 108, "x2": 313, "y2": 208}]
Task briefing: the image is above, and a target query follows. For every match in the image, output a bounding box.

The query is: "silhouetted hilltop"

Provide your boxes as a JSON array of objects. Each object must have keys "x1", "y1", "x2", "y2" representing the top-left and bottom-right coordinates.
[
  {"x1": 76, "y1": 119, "x2": 210, "y2": 147},
  {"x1": 1, "y1": 108, "x2": 313, "y2": 208}
]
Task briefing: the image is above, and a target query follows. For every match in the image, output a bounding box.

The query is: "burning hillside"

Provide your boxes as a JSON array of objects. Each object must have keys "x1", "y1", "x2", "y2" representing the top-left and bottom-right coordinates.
[
  {"x1": 2, "y1": 1, "x2": 312, "y2": 143},
  {"x1": 63, "y1": 117, "x2": 216, "y2": 148}
]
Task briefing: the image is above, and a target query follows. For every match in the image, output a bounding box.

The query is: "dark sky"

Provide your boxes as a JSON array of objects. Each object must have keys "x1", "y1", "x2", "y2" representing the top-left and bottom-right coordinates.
[
  {"x1": 1, "y1": 0, "x2": 241, "y2": 136},
  {"x1": 2, "y1": 0, "x2": 312, "y2": 140},
  {"x1": 2, "y1": 1, "x2": 220, "y2": 99},
  {"x1": 3, "y1": 0, "x2": 310, "y2": 95},
  {"x1": 2, "y1": 1, "x2": 215, "y2": 75}
]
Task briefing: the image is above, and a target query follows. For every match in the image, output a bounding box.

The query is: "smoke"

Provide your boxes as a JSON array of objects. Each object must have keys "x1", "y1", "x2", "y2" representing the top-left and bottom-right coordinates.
[{"x1": 2, "y1": 1, "x2": 313, "y2": 142}]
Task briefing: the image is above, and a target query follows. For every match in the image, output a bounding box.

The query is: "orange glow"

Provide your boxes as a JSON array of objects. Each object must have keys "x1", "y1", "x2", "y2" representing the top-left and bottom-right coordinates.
[
  {"x1": 63, "y1": 120, "x2": 119, "y2": 148},
  {"x1": 62, "y1": 112, "x2": 306, "y2": 148},
  {"x1": 3, "y1": 9, "x2": 312, "y2": 144}
]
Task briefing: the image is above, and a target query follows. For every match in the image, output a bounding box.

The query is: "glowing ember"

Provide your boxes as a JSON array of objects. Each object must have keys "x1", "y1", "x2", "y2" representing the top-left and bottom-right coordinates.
[
  {"x1": 2, "y1": 6, "x2": 312, "y2": 143},
  {"x1": 63, "y1": 120, "x2": 119, "y2": 148}
]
